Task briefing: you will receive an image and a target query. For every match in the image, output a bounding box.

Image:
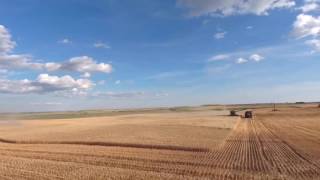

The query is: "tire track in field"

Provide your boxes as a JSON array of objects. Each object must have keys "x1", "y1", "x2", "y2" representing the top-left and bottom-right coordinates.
[
  {"x1": 253, "y1": 117, "x2": 320, "y2": 179},
  {"x1": 260, "y1": 119, "x2": 320, "y2": 169},
  {"x1": 187, "y1": 119, "x2": 277, "y2": 179},
  {"x1": 197, "y1": 116, "x2": 320, "y2": 179}
]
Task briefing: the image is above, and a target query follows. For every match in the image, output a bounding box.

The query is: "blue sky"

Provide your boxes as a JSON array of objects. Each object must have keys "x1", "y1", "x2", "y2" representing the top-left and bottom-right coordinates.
[{"x1": 1, "y1": 0, "x2": 320, "y2": 112}]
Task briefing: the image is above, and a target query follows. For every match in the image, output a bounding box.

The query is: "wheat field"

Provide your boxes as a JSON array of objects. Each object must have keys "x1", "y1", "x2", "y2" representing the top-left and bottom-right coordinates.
[{"x1": 0, "y1": 105, "x2": 319, "y2": 179}]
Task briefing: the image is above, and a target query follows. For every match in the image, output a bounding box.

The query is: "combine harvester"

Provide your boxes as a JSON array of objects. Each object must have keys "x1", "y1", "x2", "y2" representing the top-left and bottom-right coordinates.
[
  {"x1": 244, "y1": 111, "x2": 253, "y2": 119},
  {"x1": 230, "y1": 109, "x2": 254, "y2": 119}
]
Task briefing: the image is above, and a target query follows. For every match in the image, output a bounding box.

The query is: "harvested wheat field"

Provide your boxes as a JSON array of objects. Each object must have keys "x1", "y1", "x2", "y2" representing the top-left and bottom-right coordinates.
[{"x1": 0, "y1": 105, "x2": 319, "y2": 179}]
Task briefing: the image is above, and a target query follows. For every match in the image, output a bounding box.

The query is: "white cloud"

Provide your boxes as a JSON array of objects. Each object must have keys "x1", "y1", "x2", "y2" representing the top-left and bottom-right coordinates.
[
  {"x1": 305, "y1": 39, "x2": 320, "y2": 51},
  {"x1": 45, "y1": 57, "x2": 112, "y2": 74},
  {"x1": 177, "y1": 0, "x2": 295, "y2": 17},
  {"x1": 208, "y1": 54, "x2": 230, "y2": 62},
  {"x1": 300, "y1": 3, "x2": 319, "y2": 12},
  {"x1": 58, "y1": 38, "x2": 72, "y2": 44},
  {"x1": 234, "y1": 54, "x2": 263, "y2": 64},
  {"x1": 94, "y1": 42, "x2": 110, "y2": 49},
  {"x1": 214, "y1": 32, "x2": 227, "y2": 39},
  {"x1": 37, "y1": 74, "x2": 92, "y2": 90},
  {"x1": 0, "y1": 55, "x2": 111, "y2": 74},
  {"x1": 292, "y1": 14, "x2": 320, "y2": 51},
  {"x1": 0, "y1": 79, "x2": 39, "y2": 94},
  {"x1": 0, "y1": 25, "x2": 113, "y2": 75},
  {"x1": 0, "y1": 24, "x2": 115, "y2": 98},
  {"x1": 236, "y1": 57, "x2": 248, "y2": 64},
  {"x1": 0, "y1": 74, "x2": 93, "y2": 94},
  {"x1": 54, "y1": 56, "x2": 112, "y2": 73},
  {"x1": 0, "y1": 54, "x2": 43, "y2": 70},
  {"x1": 246, "y1": 26, "x2": 253, "y2": 30},
  {"x1": 249, "y1": 54, "x2": 264, "y2": 62},
  {"x1": 293, "y1": 14, "x2": 320, "y2": 39},
  {"x1": 44, "y1": 62, "x2": 61, "y2": 71},
  {"x1": 0, "y1": 25, "x2": 16, "y2": 54},
  {"x1": 209, "y1": 53, "x2": 264, "y2": 63},
  {"x1": 81, "y1": 72, "x2": 91, "y2": 78},
  {"x1": 0, "y1": 55, "x2": 112, "y2": 74},
  {"x1": 298, "y1": 0, "x2": 320, "y2": 12}
]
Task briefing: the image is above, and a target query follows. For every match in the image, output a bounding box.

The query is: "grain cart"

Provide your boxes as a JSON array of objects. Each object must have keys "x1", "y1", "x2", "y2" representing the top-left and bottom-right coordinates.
[{"x1": 244, "y1": 111, "x2": 253, "y2": 119}]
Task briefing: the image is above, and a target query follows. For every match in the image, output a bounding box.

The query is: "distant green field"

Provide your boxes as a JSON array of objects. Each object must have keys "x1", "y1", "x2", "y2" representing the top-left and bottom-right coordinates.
[
  {"x1": 0, "y1": 109, "x2": 168, "y2": 120},
  {"x1": 0, "y1": 103, "x2": 315, "y2": 120},
  {"x1": 0, "y1": 107, "x2": 208, "y2": 120}
]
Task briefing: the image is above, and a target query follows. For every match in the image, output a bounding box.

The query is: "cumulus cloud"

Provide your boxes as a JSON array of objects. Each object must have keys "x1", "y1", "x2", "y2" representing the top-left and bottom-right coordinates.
[
  {"x1": 44, "y1": 57, "x2": 112, "y2": 74},
  {"x1": 94, "y1": 42, "x2": 110, "y2": 49},
  {"x1": 0, "y1": 79, "x2": 36, "y2": 94},
  {"x1": 0, "y1": 24, "x2": 114, "y2": 98},
  {"x1": 208, "y1": 54, "x2": 230, "y2": 62},
  {"x1": 249, "y1": 54, "x2": 264, "y2": 62},
  {"x1": 299, "y1": 0, "x2": 320, "y2": 12},
  {"x1": 214, "y1": 32, "x2": 227, "y2": 39},
  {"x1": 177, "y1": 0, "x2": 295, "y2": 17},
  {"x1": 0, "y1": 54, "x2": 43, "y2": 70},
  {"x1": 0, "y1": 24, "x2": 113, "y2": 75},
  {"x1": 0, "y1": 54, "x2": 112, "y2": 74},
  {"x1": 0, "y1": 74, "x2": 93, "y2": 94},
  {"x1": 44, "y1": 62, "x2": 61, "y2": 71},
  {"x1": 292, "y1": 14, "x2": 320, "y2": 51},
  {"x1": 293, "y1": 14, "x2": 320, "y2": 39},
  {"x1": 53, "y1": 56, "x2": 112, "y2": 73},
  {"x1": 0, "y1": 25, "x2": 16, "y2": 54},
  {"x1": 37, "y1": 74, "x2": 92, "y2": 90}
]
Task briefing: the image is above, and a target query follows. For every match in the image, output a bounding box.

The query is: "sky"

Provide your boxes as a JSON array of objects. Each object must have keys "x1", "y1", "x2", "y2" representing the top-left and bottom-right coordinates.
[{"x1": 1, "y1": 0, "x2": 320, "y2": 112}]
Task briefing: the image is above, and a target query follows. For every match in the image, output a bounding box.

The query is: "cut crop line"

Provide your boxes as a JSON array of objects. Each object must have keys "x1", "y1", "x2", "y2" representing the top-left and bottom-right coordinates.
[{"x1": 0, "y1": 138, "x2": 210, "y2": 152}]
